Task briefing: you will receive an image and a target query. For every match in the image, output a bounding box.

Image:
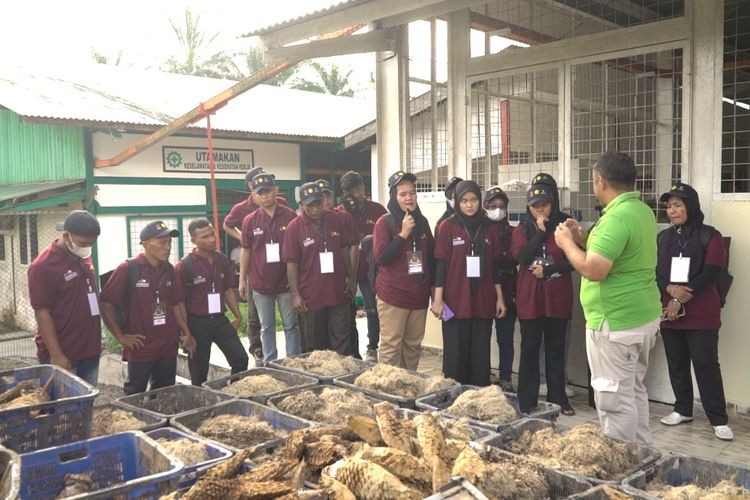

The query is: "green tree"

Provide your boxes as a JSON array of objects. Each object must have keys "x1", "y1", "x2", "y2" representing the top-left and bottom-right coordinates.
[
  {"x1": 292, "y1": 62, "x2": 354, "y2": 97},
  {"x1": 240, "y1": 45, "x2": 297, "y2": 86},
  {"x1": 163, "y1": 8, "x2": 241, "y2": 79}
]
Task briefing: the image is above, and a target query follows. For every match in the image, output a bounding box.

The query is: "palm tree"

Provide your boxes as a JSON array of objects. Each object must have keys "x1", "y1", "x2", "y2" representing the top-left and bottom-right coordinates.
[
  {"x1": 241, "y1": 45, "x2": 297, "y2": 86},
  {"x1": 163, "y1": 8, "x2": 241, "y2": 80},
  {"x1": 292, "y1": 62, "x2": 355, "y2": 97}
]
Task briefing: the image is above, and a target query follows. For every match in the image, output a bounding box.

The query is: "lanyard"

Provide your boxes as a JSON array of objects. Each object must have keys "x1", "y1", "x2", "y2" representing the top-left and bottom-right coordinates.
[
  {"x1": 151, "y1": 267, "x2": 168, "y2": 304},
  {"x1": 463, "y1": 225, "x2": 482, "y2": 256},
  {"x1": 265, "y1": 211, "x2": 277, "y2": 244},
  {"x1": 674, "y1": 228, "x2": 690, "y2": 257},
  {"x1": 311, "y1": 217, "x2": 327, "y2": 252},
  {"x1": 195, "y1": 255, "x2": 218, "y2": 293}
]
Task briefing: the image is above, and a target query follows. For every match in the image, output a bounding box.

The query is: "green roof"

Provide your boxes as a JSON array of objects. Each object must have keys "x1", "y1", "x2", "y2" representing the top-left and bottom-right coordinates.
[{"x1": 0, "y1": 180, "x2": 86, "y2": 212}]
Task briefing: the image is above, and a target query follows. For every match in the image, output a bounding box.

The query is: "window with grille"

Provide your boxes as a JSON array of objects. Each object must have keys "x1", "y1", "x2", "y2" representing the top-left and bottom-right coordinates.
[
  {"x1": 18, "y1": 214, "x2": 38, "y2": 265},
  {"x1": 127, "y1": 217, "x2": 180, "y2": 264},
  {"x1": 722, "y1": 0, "x2": 750, "y2": 193}
]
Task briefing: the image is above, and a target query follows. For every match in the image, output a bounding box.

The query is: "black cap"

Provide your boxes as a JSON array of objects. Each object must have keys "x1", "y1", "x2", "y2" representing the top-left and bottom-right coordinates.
[
  {"x1": 527, "y1": 184, "x2": 554, "y2": 206},
  {"x1": 140, "y1": 220, "x2": 179, "y2": 242},
  {"x1": 252, "y1": 172, "x2": 276, "y2": 192},
  {"x1": 445, "y1": 176, "x2": 463, "y2": 198},
  {"x1": 340, "y1": 193, "x2": 357, "y2": 214},
  {"x1": 531, "y1": 173, "x2": 556, "y2": 187},
  {"x1": 659, "y1": 182, "x2": 693, "y2": 204},
  {"x1": 299, "y1": 182, "x2": 325, "y2": 206},
  {"x1": 56, "y1": 210, "x2": 100, "y2": 237},
  {"x1": 388, "y1": 170, "x2": 417, "y2": 189},
  {"x1": 484, "y1": 185, "x2": 508, "y2": 204},
  {"x1": 315, "y1": 179, "x2": 333, "y2": 193},
  {"x1": 340, "y1": 170, "x2": 363, "y2": 191},
  {"x1": 245, "y1": 166, "x2": 266, "y2": 183}
]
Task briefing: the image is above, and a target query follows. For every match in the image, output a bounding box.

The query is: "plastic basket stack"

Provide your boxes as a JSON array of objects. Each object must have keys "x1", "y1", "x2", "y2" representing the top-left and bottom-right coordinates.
[{"x1": 202, "y1": 367, "x2": 319, "y2": 404}]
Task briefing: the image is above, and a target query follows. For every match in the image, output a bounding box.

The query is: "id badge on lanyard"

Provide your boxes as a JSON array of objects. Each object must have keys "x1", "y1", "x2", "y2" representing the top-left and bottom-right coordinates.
[
  {"x1": 153, "y1": 292, "x2": 166, "y2": 326},
  {"x1": 407, "y1": 241, "x2": 423, "y2": 275},
  {"x1": 85, "y1": 278, "x2": 99, "y2": 316},
  {"x1": 266, "y1": 243, "x2": 280, "y2": 263},
  {"x1": 466, "y1": 255, "x2": 481, "y2": 278},
  {"x1": 207, "y1": 282, "x2": 221, "y2": 314},
  {"x1": 670, "y1": 254, "x2": 691, "y2": 283},
  {"x1": 320, "y1": 251, "x2": 334, "y2": 274}
]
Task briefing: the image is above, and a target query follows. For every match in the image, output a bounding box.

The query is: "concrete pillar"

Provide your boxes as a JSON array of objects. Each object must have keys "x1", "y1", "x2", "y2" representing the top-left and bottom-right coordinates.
[
  {"x1": 447, "y1": 9, "x2": 471, "y2": 180},
  {"x1": 689, "y1": 0, "x2": 723, "y2": 221}
]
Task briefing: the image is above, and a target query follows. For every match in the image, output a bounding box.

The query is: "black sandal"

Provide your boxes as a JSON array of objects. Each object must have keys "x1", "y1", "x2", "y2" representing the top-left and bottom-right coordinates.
[{"x1": 561, "y1": 405, "x2": 576, "y2": 416}]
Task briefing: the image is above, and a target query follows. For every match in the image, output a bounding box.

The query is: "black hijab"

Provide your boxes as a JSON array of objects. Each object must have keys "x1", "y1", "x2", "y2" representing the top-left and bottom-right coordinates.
[
  {"x1": 387, "y1": 183, "x2": 426, "y2": 250},
  {"x1": 436, "y1": 176, "x2": 463, "y2": 230},
  {"x1": 448, "y1": 180, "x2": 493, "y2": 290},
  {"x1": 522, "y1": 175, "x2": 570, "y2": 240},
  {"x1": 656, "y1": 183, "x2": 708, "y2": 281}
]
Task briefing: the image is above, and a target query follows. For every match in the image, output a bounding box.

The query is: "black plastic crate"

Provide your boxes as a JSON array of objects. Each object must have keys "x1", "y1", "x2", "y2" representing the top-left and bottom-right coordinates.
[
  {"x1": 621, "y1": 453, "x2": 750, "y2": 499},
  {"x1": 269, "y1": 352, "x2": 373, "y2": 384},
  {"x1": 202, "y1": 367, "x2": 318, "y2": 404},
  {"x1": 114, "y1": 384, "x2": 235, "y2": 422},
  {"x1": 267, "y1": 385, "x2": 384, "y2": 424},
  {"x1": 170, "y1": 399, "x2": 313, "y2": 452},
  {"x1": 92, "y1": 404, "x2": 166, "y2": 437},
  {"x1": 395, "y1": 408, "x2": 497, "y2": 443},
  {"x1": 0, "y1": 365, "x2": 98, "y2": 453},
  {"x1": 333, "y1": 368, "x2": 459, "y2": 409},
  {"x1": 415, "y1": 385, "x2": 560, "y2": 432}
]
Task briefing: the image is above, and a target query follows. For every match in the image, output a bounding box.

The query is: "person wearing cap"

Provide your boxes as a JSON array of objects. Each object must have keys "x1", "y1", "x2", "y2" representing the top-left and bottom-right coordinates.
[
  {"x1": 655, "y1": 182, "x2": 733, "y2": 441},
  {"x1": 484, "y1": 186, "x2": 517, "y2": 392},
  {"x1": 316, "y1": 178, "x2": 361, "y2": 356},
  {"x1": 527, "y1": 172, "x2": 576, "y2": 400},
  {"x1": 101, "y1": 221, "x2": 196, "y2": 395},
  {"x1": 283, "y1": 182, "x2": 356, "y2": 355},
  {"x1": 555, "y1": 151, "x2": 661, "y2": 445},
  {"x1": 512, "y1": 181, "x2": 575, "y2": 415},
  {"x1": 176, "y1": 218, "x2": 248, "y2": 386},
  {"x1": 28, "y1": 210, "x2": 103, "y2": 385},
  {"x1": 222, "y1": 166, "x2": 288, "y2": 365},
  {"x1": 432, "y1": 180, "x2": 507, "y2": 386},
  {"x1": 337, "y1": 170, "x2": 387, "y2": 362},
  {"x1": 373, "y1": 171, "x2": 435, "y2": 370},
  {"x1": 435, "y1": 177, "x2": 463, "y2": 234},
  {"x1": 240, "y1": 173, "x2": 301, "y2": 363}
]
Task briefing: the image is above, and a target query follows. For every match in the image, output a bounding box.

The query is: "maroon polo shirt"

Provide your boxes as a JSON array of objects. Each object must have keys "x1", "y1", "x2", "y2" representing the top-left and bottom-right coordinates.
[
  {"x1": 434, "y1": 220, "x2": 502, "y2": 320},
  {"x1": 100, "y1": 254, "x2": 184, "y2": 362},
  {"x1": 175, "y1": 249, "x2": 234, "y2": 316},
  {"x1": 511, "y1": 226, "x2": 573, "y2": 321},
  {"x1": 336, "y1": 200, "x2": 387, "y2": 281},
  {"x1": 660, "y1": 231, "x2": 726, "y2": 330},
  {"x1": 282, "y1": 211, "x2": 351, "y2": 310},
  {"x1": 241, "y1": 204, "x2": 297, "y2": 295},
  {"x1": 373, "y1": 216, "x2": 434, "y2": 310},
  {"x1": 496, "y1": 222, "x2": 517, "y2": 295},
  {"x1": 223, "y1": 195, "x2": 289, "y2": 231},
  {"x1": 28, "y1": 240, "x2": 101, "y2": 362}
]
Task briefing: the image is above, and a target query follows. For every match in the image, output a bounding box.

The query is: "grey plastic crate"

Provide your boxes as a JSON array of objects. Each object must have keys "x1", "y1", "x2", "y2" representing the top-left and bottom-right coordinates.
[
  {"x1": 565, "y1": 484, "x2": 642, "y2": 499},
  {"x1": 114, "y1": 384, "x2": 236, "y2": 422},
  {"x1": 483, "y1": 418, "x2": 660, "y2": 485},
  {"x1": 621, "y1": 453, "x2": 750, "y2": 499},
  {"x1": 146, "y1": 427, "x2": 233, "y2": 489},
  {"x1": 425, "y1": 477, "x2": 490, "y2": 500},
  {"x1": 92, "y1": 403, "x2": 167, "y2": 437},
  {"x1": 333, "y1": 368, "x2": 460, "y2": 409},
  {"x1": 415, "y1": 385, "x2": 560, "y2": 432},
  {"x1": 268, "y1": 352, "x2": 373, "y2": 384},
  {"x1": 267, "y1": 385, "x2": 384, "y2": 424},
  {"x1": 202, "y1": 367, "x2": 319, "y2": 404},
  {"x1": 395, "y1": 408, "x2": 497, "y2": 443},
  {"x1": 0, "y1": 445, "x2": 19, "y2": 500},
  {"x1": 170, "y1": 399, "x2": 313, "y2": 453}
]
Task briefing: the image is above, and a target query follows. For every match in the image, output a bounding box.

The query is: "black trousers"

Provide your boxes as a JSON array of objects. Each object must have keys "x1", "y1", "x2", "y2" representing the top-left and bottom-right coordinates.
[
  {"x1": 348, "y1": 302, "x2": 362, "y2": 359},
  {"x1": 442, "y1": 318, "x2": 492, "y2": 386},
  {"x1": 124, "y1": 357, "x2": 177, "y2": 395},
  {"x1": 187, "y1": 314, "x2": 249, "y2": 386},
  {"x1": 661, "y1": 328, "x2": 729, "y2": 426},
  {"x1": 302, "y1": 302, "x2": 351, "y2": 356},
  {"x1": 518, "y1": 317, "x2": 569, "y2": 412}
]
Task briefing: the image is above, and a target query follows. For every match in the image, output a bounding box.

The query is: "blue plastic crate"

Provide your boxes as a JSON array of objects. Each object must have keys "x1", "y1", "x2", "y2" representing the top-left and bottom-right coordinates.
[
  {"x1": 19, "y1": 431, "x2": 183, "y2": 500},
  {"x1": 114, "y1": 384, "x2": 235, "y2": 422},
  {"x1": 202, "y1": 367, "x2": 319, "y2": 404},
  {"x1": 171, "y1": 399, "x2": 313, "y2": 452},
  {"x1": 0, "y1": 444, "x2": 20, "y2": 500},
  {"x1": 146, "y1": 427, "x2": 233, "y2": 489},
  {"x1": 0, "y1": 365, "x2": 98, "y2": 453}
]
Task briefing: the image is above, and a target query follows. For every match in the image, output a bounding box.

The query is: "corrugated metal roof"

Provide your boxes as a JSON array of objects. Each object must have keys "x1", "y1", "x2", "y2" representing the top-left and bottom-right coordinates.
[
  {"x1": 0, "y1": 64, "x2": 375, "y2": 140},
  {"x1": 243, "y1": 0, "x2": 369, "y2": 37}
]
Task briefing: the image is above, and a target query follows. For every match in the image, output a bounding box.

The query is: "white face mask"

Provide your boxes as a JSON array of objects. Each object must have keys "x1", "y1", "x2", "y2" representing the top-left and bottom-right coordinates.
[
  {"x1": 486, "y1": 208, "x2": 506, "y2": 221},
  {"x1": 66, "y1": 239, "x2": 92, "y2": 259},
  {"x1": 447, "y1": 199, "x2": 454, "y2": 209}
]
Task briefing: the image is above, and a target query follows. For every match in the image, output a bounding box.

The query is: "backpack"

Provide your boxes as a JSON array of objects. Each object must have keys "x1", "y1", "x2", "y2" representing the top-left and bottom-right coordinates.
[
  {"x1": 115, "y1": 258, "x2": 175, "y2": 332},
  {"x1": 658, "y1": 226, "x2": 733, "y2": 307},
  {"x1": 180, "y1": 251, "x2": 230, "y2": 301}
]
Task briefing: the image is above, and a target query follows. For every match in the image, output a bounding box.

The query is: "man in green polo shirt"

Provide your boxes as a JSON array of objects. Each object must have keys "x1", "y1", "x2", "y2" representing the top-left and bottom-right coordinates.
[{"x1": 555, "y1": 152, "x2": 661, "y2": 445}]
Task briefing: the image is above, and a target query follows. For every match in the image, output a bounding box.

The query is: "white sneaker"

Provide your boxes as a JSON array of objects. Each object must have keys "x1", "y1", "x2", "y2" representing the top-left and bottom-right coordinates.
[
  {"x1": 565, "y1": 385, "x2": 575, "y2": 398},
  {"x1": 714, "y1": 425, "x2": 734, "y2": 441},
  {"x1": 538, "y1": 384, "x2": 548, "y2": 397},
  {"x1": 660, "y1": 412, "x2": 693, "y2": 426}
]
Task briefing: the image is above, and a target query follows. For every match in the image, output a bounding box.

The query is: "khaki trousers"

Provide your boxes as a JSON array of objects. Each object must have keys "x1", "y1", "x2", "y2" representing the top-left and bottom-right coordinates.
[
  {"x1": 586, "y1": 318, "x2": 659, "y2": 446},
  {"x1": 376, "y1": 298, "x2": 427, "y2": 371}
]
